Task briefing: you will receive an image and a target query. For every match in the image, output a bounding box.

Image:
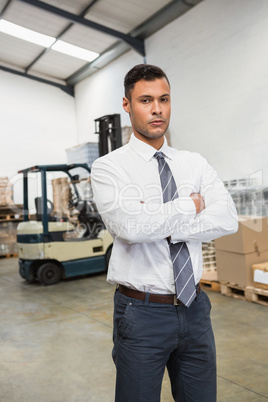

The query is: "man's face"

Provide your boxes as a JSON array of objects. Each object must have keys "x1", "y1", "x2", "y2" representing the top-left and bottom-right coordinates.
[{"x1": 123, "y1": 78, "x2": 171, "y2": 147}]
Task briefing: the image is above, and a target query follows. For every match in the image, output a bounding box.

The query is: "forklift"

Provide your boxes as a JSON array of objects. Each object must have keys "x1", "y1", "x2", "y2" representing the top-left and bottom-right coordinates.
[
  {"x1": 17, "y1": 163, "x2": 113, "y2": 285},
  {"x1": 17, "y1": 114, "x2": 122, "y2": 286}
]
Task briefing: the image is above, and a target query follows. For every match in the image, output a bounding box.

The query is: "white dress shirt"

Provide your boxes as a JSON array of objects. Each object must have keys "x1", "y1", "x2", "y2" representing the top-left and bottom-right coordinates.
[{"x1": 91, "y1": 134, "x2": 238, "y2": 294}]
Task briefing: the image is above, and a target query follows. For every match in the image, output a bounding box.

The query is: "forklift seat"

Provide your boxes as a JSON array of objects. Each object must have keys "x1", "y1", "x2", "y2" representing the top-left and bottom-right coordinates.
[{"x1": 35, "y1": 197, "x2": 54, "y2": 221}]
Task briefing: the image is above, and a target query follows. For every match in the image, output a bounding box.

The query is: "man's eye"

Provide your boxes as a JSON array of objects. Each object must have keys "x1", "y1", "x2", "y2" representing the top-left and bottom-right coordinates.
[
  {"x1": 161, "y1": 98, "x2": 168, "y2": 102},
  {"x1": 141, "y1": 99, "x2": 149, "y2": 103}
]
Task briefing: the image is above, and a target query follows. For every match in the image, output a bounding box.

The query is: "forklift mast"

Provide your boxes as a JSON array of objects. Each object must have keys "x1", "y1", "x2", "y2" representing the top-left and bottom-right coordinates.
[{"x1": 94, "y1": 114, "x2": 122, "y2": 157}]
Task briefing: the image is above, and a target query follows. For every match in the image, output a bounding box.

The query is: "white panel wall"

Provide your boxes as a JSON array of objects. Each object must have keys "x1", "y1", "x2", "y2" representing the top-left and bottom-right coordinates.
[
  {"x1": 75, "y1": 0, "x2": 268, "y2": 185},
  {"x1": 0, "y1": 70, "x2": 77, "y2": 204},
  {"x1": 146, "y1": 0, "x2": 268, "y2": 184},
  {"x1": 1, "y1": 70, "x2": 77, "y2": 179}
]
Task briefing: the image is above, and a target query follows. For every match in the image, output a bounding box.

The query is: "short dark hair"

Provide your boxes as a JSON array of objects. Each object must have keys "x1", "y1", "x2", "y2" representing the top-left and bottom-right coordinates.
[{"x1": 124, "y1": 64, "x2": 170, "y2": 100}]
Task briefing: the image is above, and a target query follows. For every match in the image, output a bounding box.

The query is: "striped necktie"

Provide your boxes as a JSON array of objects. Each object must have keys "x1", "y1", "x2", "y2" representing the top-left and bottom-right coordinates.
[{"x1": 154, "y1": 151, "x2": 196, "y2": 307}]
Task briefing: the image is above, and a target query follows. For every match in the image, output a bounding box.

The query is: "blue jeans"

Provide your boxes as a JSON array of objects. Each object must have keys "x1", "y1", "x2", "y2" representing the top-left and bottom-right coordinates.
[{"x1": 112, "y1": 288, "x2": 216, "y2": 402}]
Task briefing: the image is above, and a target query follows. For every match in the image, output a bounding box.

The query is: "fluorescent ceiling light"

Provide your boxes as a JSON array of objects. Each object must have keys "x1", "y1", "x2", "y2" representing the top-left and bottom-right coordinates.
[
  {"x1": 0, "y1": 19, "x2": 99, "y2": 62},
  {"x1": 52, "y1": 40, "x2": 99, "y2": 62},
  {"x1": 0, "y1": 19, "x2": 55, "y2": 47}
]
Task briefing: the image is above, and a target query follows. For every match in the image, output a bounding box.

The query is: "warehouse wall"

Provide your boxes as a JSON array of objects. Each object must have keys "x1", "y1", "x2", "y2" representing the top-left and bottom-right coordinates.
[
  {"x1": 0, "y1": 70, "x2": 77, "y2": 202},
  {"x1": 1, "y1": 71, "x2": 77, "y2": 177},
  {"x1": 146, "y1": 0, "x2": 268, "y2": 185},
  {"x1": 75, "y1": 0, "x2": 268, "y2": 185}
]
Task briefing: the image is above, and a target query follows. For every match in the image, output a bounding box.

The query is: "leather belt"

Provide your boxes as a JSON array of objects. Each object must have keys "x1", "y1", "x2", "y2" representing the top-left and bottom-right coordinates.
[{"x1": 118, "y1": 283, "x2": 201, "y2": 306}]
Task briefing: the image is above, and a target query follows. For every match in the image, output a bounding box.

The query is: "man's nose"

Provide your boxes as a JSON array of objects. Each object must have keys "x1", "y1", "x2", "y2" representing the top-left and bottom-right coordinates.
[{"x1": 151, "y1": 101, "x2": 162, "y2": 114}]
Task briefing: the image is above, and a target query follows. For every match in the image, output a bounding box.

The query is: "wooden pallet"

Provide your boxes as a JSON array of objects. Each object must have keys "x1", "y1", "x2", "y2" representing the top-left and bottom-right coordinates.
[
  {"x1": 220, "y1": 282, "x2": 246, "y2": 300},
  {"x1": 0, "y1": 214, "x2": 17, "y2": 221},
  {"x1": 220, "y1": 282, "x2": 268, "y2": 306},
  {"x1": 0, "y1": 253, "x2": 18, "y2": 259},
  {"x1": 245, "y1": 286, "x2": 268, "y2": 307},
  {"x1": 200, "y1": 279, "x2": 221, "y2": 292},
  {"x1": 0, "y1": 205, "x2": 23, "y2": 221},
  {"x1": 200, "y1": 269, "x2": 220, "y2": 292}
]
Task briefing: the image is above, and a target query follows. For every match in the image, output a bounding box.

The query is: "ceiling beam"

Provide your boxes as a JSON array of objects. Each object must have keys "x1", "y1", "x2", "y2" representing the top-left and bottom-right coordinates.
[
  {"x1": 0, "y1": 65, "x2": 74, "y2": 96},
  {"x1": 67, "y1": 40, "x2": 131, "y2": 86},
  {"x1": 67, "y1": 0, "x2": 203, "y2": 86},
  {"x1": 0, "y1": 0, "x2": 13, "y2": 17},
  {"x1": 18, "y1": 0, "x2": 145, "y2": 56}
]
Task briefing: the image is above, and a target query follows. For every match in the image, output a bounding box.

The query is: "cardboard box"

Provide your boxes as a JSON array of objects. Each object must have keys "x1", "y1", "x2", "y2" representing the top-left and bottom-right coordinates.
[
  {"x1": 215, "y1": 216, "x2": 268, "y2": 287},
  {"x1": 216, "y1": 249, "x2": 268, "y2": 287},
  {"x1": 252, "y1": 262, "x2": 268, "y2": 290},
  {"x1": 214, "y1": 216, "x2": 268, "y2": 254}
]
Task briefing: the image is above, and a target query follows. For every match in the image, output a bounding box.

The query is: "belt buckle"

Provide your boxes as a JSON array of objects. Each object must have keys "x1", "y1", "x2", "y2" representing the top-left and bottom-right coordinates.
[{"x1": 174, "y1": 295, "x2": 180, "y2": 305}]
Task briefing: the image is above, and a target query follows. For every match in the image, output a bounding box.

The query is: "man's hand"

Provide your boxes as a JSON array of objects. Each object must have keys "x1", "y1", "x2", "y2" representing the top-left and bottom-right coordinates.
[{"x1": 190, "y1": 193, "x2": 205, "y2": 214}]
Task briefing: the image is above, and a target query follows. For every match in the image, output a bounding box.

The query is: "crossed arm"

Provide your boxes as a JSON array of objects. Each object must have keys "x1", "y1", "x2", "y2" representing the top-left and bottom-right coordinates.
[{"x1": 91, "y1": 157, "x2": 238, "y2": 244}]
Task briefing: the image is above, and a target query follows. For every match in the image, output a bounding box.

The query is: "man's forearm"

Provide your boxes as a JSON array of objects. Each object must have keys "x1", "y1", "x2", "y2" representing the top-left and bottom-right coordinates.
[
  {"x1": 190, "y1": 193, "x2": 205, "y2": 214},
  {"x1": 170, "y1": 193, "x2": 238, "y2": 244},
  {"x1": 99, "y1": 197, "x2": 197, "y2": 244}
]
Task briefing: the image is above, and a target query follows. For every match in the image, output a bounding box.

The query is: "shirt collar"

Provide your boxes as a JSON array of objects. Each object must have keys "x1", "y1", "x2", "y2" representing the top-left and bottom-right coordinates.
[{"x1": 128, "y1": 133, "x2": 174, "y2": 162}]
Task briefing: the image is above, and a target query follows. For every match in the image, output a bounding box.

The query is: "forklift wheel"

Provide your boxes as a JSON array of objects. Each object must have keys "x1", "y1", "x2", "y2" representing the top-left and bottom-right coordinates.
[{"x1": 37, "y1": 262, "x2": 61, "y2": 286}]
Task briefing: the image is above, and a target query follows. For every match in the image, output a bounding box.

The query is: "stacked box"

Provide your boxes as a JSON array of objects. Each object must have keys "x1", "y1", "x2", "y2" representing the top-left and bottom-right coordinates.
[
  {"x1": 215, "y1": 216, "x2": 268, "y2": 287},
  {"x1": 52, "y1": 177, "x2": 72, "y2": 217},
  {"x1": 0, "y1": 221, "x2": 18, "y2": 255},
  {"x1": 252, "y1": 262, "x2": 268, "y2": 290},
  {"x1": 0, "y1": 177, "x2": 13, "y2": 206}
]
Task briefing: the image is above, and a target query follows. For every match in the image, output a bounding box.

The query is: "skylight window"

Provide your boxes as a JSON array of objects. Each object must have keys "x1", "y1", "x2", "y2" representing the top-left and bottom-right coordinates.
[
  {"x1": 0, "y1": 19, "x2": 55, "y2": 47},
  {"x1": 0, "y1": 19, "x2": 99, "y2": 62},
  {"x1": 52, "y1": 40, "x2": 98, "y2": 62}
]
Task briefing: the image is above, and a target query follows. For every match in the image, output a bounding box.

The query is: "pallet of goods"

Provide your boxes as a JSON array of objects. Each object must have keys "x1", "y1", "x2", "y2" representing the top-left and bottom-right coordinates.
[
  {"x1": 0, "y1": 177, "x2": 13, "y2": 207},
  {"x1": 252, "y1": 262, "x2": 268, "y2": 290},
  {"x1": 215, "y1": 216, "x2": 268, "y2": 306},
  {"x1": 52, "y1": 177, "x2": 72, "y2": 218},
  {"x1": 0, "y1": 221, "x2": 19, "y2": 258},
  {"x1": 0, "y1": 177, "x2": 22, "y2": 258},
  {"x1": 200, "y1": 241, "x2": 220, "y2": 292},
  {"x1": 248, "y1": 261, "x2": 268, "y2": 306}
]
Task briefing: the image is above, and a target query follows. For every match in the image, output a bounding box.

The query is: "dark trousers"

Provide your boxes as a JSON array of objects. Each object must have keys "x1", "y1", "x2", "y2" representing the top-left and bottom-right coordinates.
[{"x1": 112, "y1": 288, "x2": 216, "y2": 402}]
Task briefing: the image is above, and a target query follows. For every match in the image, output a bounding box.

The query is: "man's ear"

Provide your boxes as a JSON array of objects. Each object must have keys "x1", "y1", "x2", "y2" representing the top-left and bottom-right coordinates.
[{"x1": 123, "y1": 97, "x2": 131, "y2": 114}]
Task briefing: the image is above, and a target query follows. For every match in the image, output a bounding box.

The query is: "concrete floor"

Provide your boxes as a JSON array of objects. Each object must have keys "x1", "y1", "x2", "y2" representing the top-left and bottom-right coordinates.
[{"x1": 0, "y1": 257, "x2": 268, "y2": 402}]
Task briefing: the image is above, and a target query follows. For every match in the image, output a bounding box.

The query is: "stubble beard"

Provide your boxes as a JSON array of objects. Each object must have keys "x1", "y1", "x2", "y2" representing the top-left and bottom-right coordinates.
[{"x1": 136, "y1": 127, "x2": 168, "y2": 141}]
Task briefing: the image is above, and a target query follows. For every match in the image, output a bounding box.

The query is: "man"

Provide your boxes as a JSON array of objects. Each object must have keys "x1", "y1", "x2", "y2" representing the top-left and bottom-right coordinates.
[{"x1": 91, "y1": 64, "x2": 238, "y2": 402}]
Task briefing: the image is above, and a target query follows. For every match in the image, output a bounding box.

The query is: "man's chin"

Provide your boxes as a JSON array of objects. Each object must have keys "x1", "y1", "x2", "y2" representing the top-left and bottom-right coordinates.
[
  {"x1": 147, "y1": 131, "x2": 167, "y2": 139},
  {"x1": 146, "y1": 127, "x2": 168, "y2": 138},
  {"x1": 134, "y1": 128, "x2": 168, "y2": 143}
]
